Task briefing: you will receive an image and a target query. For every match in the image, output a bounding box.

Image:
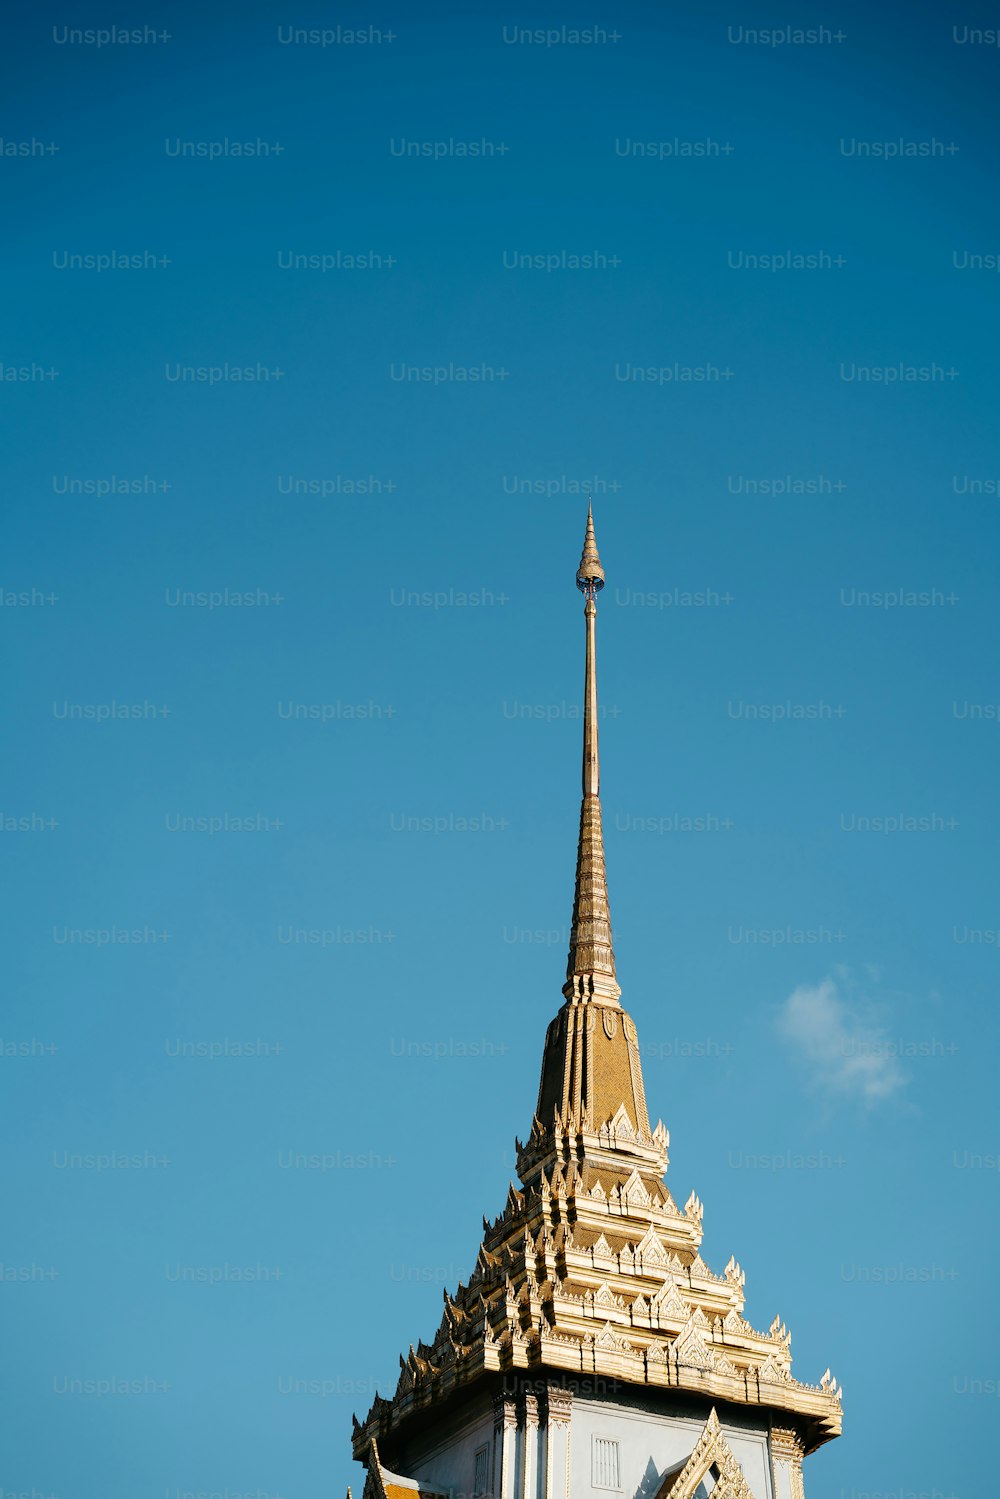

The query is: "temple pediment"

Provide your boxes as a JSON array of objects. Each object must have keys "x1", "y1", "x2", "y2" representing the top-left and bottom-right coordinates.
[{"x1": 654, "y1": 1410, "x2": 756, "y2": 1499}]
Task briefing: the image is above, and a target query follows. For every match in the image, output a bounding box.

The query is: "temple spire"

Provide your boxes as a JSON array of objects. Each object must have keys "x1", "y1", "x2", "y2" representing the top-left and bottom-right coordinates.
[
  {"x1": 578, "y1": 501, "x2": 603, "y2": 798},
  {"x1": 564, "y1": 505, "x2": 621, "y2": 1004}
]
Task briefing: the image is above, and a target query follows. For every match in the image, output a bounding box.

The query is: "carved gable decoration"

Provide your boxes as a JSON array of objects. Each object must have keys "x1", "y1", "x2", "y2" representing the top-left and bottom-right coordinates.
[
  {"x1": 671, "y1": 1313, "x2": 735, "y2": 1375},
  {"x1": 672, "y1": 1317, "x2": 715, "y2": 1371},
  {"x1": 394, "y1": 1358, "x2": 414, "y2": 1397},
  {"x1": 723, "y1": 1308, "x2": 752, "y2": 1335},
  {"x1": 650, "y1": 1280, "x2": 691, "y2": 1322},
  {"x1": 635, "y1": 1223, "x2": 671, "y2": 1267},
  {"x1": 653, "y1": 1409, "x2": 756, "y2": 1499},
  {"x1": 620, "y1": 1168, "x2": 652, "y2": 1208},
  {"x1": 595, "y1": 1320, "x2": 633, "y2": 1353},
  {"x1": 605, "y1": 1102, "x2": 637, "y2": 1140}
]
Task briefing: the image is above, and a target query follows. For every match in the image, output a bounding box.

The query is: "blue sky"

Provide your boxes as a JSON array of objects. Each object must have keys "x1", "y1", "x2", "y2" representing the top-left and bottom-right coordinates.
[{"x1": 3, "y1": 3, "x2": 999, "y2": 1496}]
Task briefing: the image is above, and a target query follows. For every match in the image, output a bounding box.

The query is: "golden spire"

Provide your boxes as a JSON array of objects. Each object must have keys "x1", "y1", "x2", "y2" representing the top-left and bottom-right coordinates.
[{"x1": 564, "y1": 503, "x2": 620, "y2": 1004}]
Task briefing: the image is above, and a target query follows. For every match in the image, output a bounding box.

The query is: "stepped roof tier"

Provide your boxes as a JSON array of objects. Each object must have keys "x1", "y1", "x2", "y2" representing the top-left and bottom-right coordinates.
[{"x1": 351, "y1": 509, "x2": 842, "y2": 1485}]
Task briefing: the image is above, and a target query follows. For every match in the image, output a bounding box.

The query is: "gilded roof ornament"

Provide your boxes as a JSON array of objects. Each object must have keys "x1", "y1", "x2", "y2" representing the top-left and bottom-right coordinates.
[{"x1": 576, "y1": 499, "x2": 606, "y2": 594}]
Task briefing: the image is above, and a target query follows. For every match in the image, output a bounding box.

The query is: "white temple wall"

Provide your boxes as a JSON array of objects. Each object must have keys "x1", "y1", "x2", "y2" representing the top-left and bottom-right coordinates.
[
  {"x1": 390, "y1": 1383, "x2": 787, "y2": 1499},
  {"x1": 569, "y1": 1394, "x2": 775, "y2": 1499},
  {"x1": 401, "y1": 1388, "x2": 496, "y2": 1499}
]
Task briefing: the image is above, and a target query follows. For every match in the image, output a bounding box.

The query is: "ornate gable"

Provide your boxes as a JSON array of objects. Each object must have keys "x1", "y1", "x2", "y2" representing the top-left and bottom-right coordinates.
[
  {"x1": 606, "y1": 1101, "x2": 638, "y2": 1140},
  {"x1": 672, "y1": 1315, "x2": 737, "y2": 1376},
  {"x1": 620, "y1": 1167, "x2": 653, "y2": 1208},
  {"x1": 672, "y1": 1316, "x2": 716, "y2": 1371},
  {"x1": 650, "y1": 1280, "x2": 691, "y2": 1321},
  {"x1": 654, "y1": 1409, "x2": 756, "y2": 1499},
  {"x1": 635, "y1": 1223, "x2": 672, "y2": 1266},
  {"x1": 596, "y1": 1281, "x2": 622, "y2": 1307}
]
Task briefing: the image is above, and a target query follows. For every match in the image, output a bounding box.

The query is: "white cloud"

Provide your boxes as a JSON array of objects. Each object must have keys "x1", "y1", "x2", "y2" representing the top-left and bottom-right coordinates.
[{"x1": 776, "y1": 974, "x2": 907, "y2": 1104}]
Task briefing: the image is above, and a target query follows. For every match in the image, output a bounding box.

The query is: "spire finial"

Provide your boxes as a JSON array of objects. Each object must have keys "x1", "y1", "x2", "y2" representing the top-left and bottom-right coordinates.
[
  {"x1": 576, "y1": 499, "x2": 605, "y2": 596},
  {"x1": 564, "y1": 504, "x2": 620, "y2": 1003}
]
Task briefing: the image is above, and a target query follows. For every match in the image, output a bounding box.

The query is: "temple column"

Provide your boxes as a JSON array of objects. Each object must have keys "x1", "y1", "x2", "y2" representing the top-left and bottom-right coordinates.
[
  {"x1": 494, "y1": 1393, "x2": 517, "y2": 1499},
  {"x1": 770, "y1": 1427, "x2": 806, "y2": 1499},
  {"x1": 521, "y1": 1392, "x2": 539, "y2": 1498},
  {"x1": 543, "y1": 1385, "x2": 573, "y2": 1499}
]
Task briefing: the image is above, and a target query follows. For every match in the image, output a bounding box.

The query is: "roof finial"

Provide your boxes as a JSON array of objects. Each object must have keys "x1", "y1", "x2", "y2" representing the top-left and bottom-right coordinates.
[{"x1": 576, "y1": 498, "x2": 605, "y2": 596}]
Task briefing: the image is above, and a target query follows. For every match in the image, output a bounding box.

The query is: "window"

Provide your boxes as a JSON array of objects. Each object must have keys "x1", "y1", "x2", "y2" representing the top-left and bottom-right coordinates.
[
  {"x1": 593, "y1": 1435, "x2": 621, "y2": 1489},
  {"x1": 473, "y1": 1443, "x2": 490, "y2": 1497}
]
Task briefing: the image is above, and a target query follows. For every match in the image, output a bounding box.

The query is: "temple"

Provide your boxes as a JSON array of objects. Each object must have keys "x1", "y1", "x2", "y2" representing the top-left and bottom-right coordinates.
[{"x1": 348, "y1": 508, "x2": 842, "y2": 1499}]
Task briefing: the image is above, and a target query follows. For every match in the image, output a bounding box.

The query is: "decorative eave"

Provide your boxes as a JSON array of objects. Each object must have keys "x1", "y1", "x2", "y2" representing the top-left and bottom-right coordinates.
[{"x1": 354, "y1": 1334, "x2": 841, "y2": 1463}]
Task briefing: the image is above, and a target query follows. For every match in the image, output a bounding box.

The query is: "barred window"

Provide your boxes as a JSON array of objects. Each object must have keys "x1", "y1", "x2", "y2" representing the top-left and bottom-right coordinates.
[
  {"x1": 473, "y1": 1443, "x2": 490, "y2": 1496},
  {"x1": 593, "y1": 1435, "x2": 621, "y2": 1489}
]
